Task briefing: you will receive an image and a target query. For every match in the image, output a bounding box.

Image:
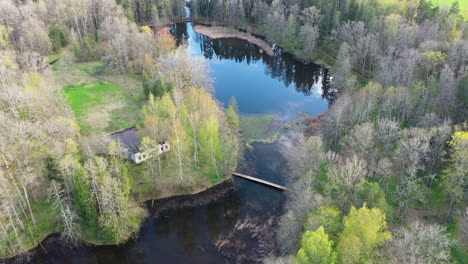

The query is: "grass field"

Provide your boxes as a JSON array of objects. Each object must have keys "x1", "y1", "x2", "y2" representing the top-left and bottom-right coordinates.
[
  {"x1": 64, "y1": 81, "x2": 141, "y2": 134},
  {"x1": 54, "y1": 61, "x2": 145, "y2": 134},
  {"x1": 353, "y1": 0, "x2": 468, "y2": 19}
]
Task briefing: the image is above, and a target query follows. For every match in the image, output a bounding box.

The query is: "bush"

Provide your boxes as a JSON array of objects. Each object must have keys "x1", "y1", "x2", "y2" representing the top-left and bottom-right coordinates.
[
  {"x1": 49, "y1": 27, "x2": 68, "y2": 52},
  {"x1": 143, "y1": 72, "x2": 173, "y2": 98}
]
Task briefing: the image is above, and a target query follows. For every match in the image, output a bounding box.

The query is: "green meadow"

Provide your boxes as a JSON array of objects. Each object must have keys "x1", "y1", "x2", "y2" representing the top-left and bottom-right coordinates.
[{"x1": 55, "y1": 62, "x2": 145, "y2": 134}]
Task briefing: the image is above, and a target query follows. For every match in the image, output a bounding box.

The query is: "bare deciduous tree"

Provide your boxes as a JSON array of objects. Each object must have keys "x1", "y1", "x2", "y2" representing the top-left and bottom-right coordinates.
[
  {"x1": 322, "y1": 93, "x2": 351, "y2": 150},
  {"x1": 103, "y1": 33, "x2": 129, "y2": 82},
  {"x1": 393, "y1": 128, "x2": 430, "y2": 221},
  {"x1": 385, "y1": 221, "x2": 451, "y2": 264},
  {"x1": 49, "y1": 181, "x2": 82, "y2": 245},
  {"x1": 328, "y1": 155, "x2": 367, "y2": 212}
]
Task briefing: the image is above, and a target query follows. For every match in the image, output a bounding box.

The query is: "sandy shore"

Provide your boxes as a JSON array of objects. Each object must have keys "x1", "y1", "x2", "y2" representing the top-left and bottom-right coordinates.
[{"x1": 193, "y1": 25, "x2": 274, "y2": 56}]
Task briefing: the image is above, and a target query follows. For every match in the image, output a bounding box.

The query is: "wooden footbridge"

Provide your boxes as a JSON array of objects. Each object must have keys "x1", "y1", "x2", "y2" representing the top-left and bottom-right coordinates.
[{"x1": 232, "y1": 173, "x2": 288, "y2": 191}]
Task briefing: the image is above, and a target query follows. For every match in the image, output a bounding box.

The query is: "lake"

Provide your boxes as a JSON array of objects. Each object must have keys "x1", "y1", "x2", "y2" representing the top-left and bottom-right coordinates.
[{"x1": 171, "y1": 22, "x2": 331, "y2": 119}]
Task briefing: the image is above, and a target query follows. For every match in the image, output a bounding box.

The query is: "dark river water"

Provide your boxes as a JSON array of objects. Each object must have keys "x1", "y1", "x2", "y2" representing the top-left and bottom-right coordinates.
[{"x1": 8, "y1": 22, "x2": 330, "y2": 264}]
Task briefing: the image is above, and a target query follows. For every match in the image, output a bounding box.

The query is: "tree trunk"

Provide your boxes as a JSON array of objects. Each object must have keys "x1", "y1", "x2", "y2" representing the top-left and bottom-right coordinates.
[
  {"x1": 0, "y1": 221, "x2": 14, "y2": 254},
  {"x1": 446, "y1": 195, "x2": 456, "y2": 223},
  {"x1": 21, "y1": 183, "x2": 36, "y2": 227},
  {"x1": 340, "y1": 0, "x2": 347, "y2": 14}
]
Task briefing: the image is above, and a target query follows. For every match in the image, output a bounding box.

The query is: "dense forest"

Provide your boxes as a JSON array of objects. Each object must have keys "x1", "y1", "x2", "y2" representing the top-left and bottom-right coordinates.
[
  {"x1": 0, "y1": 0, "x2": 467, "y2": 263},
  {"x1": 0, "y1": 0, "x2": 240, "y2": 259},
  {"x1": 190, "y1": 0, "x2": 468, "y2": 263}
]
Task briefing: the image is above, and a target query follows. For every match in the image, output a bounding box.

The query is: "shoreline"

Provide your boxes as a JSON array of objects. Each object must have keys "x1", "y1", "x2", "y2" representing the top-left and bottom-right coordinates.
[
  {"x1": 193, "y1": 25, "x2": 274, "y2": 56},
  {"x1": 191, "y1": 20, "x2": 332, "y2": 68},
  {"x1": 1, "y1": 176, "x2": 235, "y2": 261},
  {"x1": 304, "y1": 113, "x2": 326, "y2": 137}
]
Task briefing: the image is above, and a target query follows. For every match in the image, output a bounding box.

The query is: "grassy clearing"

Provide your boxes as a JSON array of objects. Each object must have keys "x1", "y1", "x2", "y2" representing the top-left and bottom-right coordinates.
[
  {"x1": 240, "y1": 114, "x2": 284, "y2": 145},
  {"x1": 63, "y1": 81, "x2": 141, "y2": 134},
  {"x1": 452, "y1": 245, "x2": 468, "y2": 264},
  {"x1": 0, "y1": 200, "x2": 61, "y2": 258},
  {"x1": 127, "y1": 157, "x2": 225, "y2": 203},
  {"x1": 30, "y1": 201, "x2": 60, "y2": 235},
  {"x1": 432, "y1": 0, "x2": 468, "y2": 18},
  {"x1": 54, "y1": 61, "x2": 145, "y2": 134}
]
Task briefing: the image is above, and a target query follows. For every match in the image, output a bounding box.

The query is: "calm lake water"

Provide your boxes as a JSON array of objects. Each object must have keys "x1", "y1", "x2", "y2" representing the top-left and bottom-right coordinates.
[
  {"x1": 171, "y1": 22, "x2": 331, "y2": 119},
  {"x1": 10, "y1": 22, "x2": 330, "y2": 264}
]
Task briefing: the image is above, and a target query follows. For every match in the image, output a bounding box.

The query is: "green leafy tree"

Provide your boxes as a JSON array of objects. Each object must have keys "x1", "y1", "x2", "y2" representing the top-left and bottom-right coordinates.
[
  {"x1": 226, "y1": 97, "x2": 240, "y2": 129},
  {"x1": 49, "y1": 27, "x2": 68, "y2": 52},
  {"x1": 221, "y1": 97, "x2": 240, "y2": 174},
  {"x1": 73, "y1": 167, "x2": 97, "y2": 224},
  {"x1": 419, "y1": 51, "x2": 447, "y2": 80},
  {"x1": 143, "y1": 72, "x2": 173, "y2": 98},
  {"x1": 140, "y1": 136, "x2": 163, "y2": 193},
  {"x1": 296, "y1": 226, "x2": 337, "y2": 264},
  {"x1": 442, "y1": 131, "x2": 468, "y2": 222},
  {"x1": 416, "y1": 0, "x2": 437, "y2": 23},
  {"x1": 200, "y1": 115, "x2": 222, "y2": 178},
  {"x1": 337, "y1": 205, "x2": 391, "y2": 262},
  {"x1": 282, "y1": 15, "x2": 299, "y2": 50},
  {"x1": 169, "y1": 119, "x2": 190, "y2": 182},
  {"x1": 356, "y1": 182, "x2": 391, "y2": 217},
  {"x1": 305, "y1": 206, "x2": 342, "y2": 241},
  {"x1": 337, "y1": 234, "x2": 362, "y2": 264},
  {"x1": 0, "y1": 25, "x2": 13, "y2": 49}
]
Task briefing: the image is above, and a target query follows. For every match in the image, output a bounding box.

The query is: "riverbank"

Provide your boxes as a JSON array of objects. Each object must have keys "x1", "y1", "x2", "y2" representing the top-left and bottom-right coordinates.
[
  {"x1": 191, "y1": 20, "x2": 376, "y2": 80},
  {"x1": 304, "y1": 113, "x2": 326, "y2": 137},
  {"x1": 192, "y1": 19, "x2": 331, "y2": 63},
  {"x1": 193, "y1": 25, "x2": 274, "y2": 56}
]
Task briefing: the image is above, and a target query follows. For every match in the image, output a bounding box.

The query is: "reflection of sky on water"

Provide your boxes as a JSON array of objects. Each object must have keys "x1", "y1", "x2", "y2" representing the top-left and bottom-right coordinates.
[{"x1": 173, "y1": 22, "x2": 331, "y2": 119}]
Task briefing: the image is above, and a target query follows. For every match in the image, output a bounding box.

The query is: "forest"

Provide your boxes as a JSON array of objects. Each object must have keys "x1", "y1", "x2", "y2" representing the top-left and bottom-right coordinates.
[
  {"x1": 189, "y1": 0, "x2": 468, "y2": 263},
  {"x1": 0, "y1": 0, "x2": 240, "y2": 259},
  {"x1": 0, "y1": 0, "x2": 467, "y2": 263}
]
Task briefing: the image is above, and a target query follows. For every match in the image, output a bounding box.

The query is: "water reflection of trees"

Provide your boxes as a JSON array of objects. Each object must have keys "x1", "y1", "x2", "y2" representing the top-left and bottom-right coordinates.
[
  {"x1": 170, "y1": 23, "x2": 189, "y2": 46},
  {"x1": 170, "y1": 23, "x2": 334, "y2": 104}
]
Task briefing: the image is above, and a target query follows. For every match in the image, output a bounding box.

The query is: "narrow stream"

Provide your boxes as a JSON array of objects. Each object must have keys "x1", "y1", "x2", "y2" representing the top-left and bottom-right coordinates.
[{"x1": 9, "y1": 21, "x2": 330, "y2": 264}]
